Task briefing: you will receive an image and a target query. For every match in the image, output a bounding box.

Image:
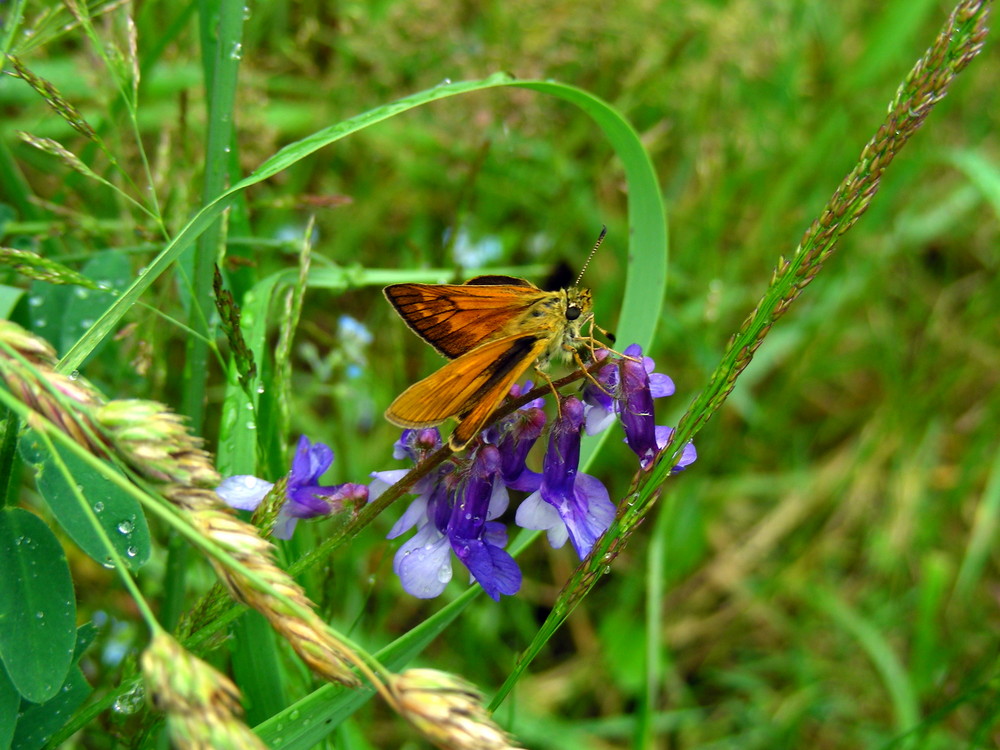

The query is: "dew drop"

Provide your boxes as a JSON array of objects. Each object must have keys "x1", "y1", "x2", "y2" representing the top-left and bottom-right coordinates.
[
  {"x1": 112, "y1": 684, "x2": 145, "y2": 714},
  {"x1": 229, "y1": 42, "x2": 243, "y2": 60},
  {"x1": 29, "y1": 295, "x2": 44, "y2": 307},
  {"x1": 117, "y1": 520, "x2": 134, "y2": 534},
  {"x1": 246, "y1": 421, "x2": 256, "y2": 430},
  {"x1": 74, "y1": 287, "x2": 90, "y2": 299},
  {"x1": 93, "y1": 501, "x2": 105, "y2": 513},
  {"x1": 256, "y1": 383, "x2": 265, "y2": 394},
  {"x1": 69, "y1": 369, "x2": 80, "y2": 380},
  {"x1": 126, "y1": 546, "x2": 138, "y2": 558}
]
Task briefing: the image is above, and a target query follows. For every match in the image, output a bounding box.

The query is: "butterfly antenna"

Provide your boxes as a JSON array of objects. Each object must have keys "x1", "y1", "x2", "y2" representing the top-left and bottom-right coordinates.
[{"x1": 574, "y1": 225, "x2": 608, "y2": 286}]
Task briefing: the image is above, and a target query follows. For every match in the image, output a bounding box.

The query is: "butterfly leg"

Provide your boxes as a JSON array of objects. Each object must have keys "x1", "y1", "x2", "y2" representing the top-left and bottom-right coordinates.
[
  {"x1": 568, "y1": 343, "x2": 617, "y2": 397},
  {"x1": 533, "y1": 365, "x2": 565, "y2": 418}
]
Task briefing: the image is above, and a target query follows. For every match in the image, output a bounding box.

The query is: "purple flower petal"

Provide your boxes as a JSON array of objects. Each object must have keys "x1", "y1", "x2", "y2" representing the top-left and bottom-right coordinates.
[
  {"x1": 368, "y1": 469, "x2": 410, "y2": 501},
  {"x1": 515, "y1": 490, "x2": 569, "y2": 549},
  {"x1": 286, "y1": 482, "x2": 367, "y2": 519},
  {"x1": 486, "y1": 474, "x2": 510, "y2": 520},
  {"x1": 655, "y1": 426, "x2": 698, "y2": 473},
  {"x1": 450, "y1": 535, "x2": 521, "y2": 601},
  {"x1": 290, "y1": 435, "x2": 333, "y2": 485},
  {"x1": 216, "y1": 475, "x2": 274, "y2": 511},
  {"x1": 560, "y1": 473, "x2": 615, "y2": 559},
  {"x1": 387, "y1": 493, "x2": 429, "y2": 539},
  {"x1": 218, "y1": 435, "x2": 362, "y2": 540},
  {"x1": 273, "y1": 507, "x2": 299, "y2": 540},
  {"x1": 584, "y1": 405, "x2": 617, "y2": 436},
  {"x1": 581, "y1": 353, "x2": 617, "y2": 436},
  {"x1": 395, "y1": 524, "x2": 453, "y2": 599},
  {"x1": 649, "y1": 372, "x2": 675, "y2": 398}
]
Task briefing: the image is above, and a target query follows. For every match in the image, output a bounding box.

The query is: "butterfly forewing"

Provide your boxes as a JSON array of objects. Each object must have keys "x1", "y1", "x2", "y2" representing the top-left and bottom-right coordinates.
[
  {"x1": 384, "y1": 280, "x2": 548, "y2": 359},
  {"x1": 386, "y1": 333, "x2": 549, "y2": 447}
]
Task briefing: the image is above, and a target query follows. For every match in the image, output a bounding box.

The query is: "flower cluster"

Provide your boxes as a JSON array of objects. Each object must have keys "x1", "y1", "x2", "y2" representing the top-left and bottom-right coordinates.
[
  {"x1": 216, "y1": 346, "x2": 695, "y2": 602},
  {"x1": 373, "y1": 344, "x2": 696, "y2": 600}
]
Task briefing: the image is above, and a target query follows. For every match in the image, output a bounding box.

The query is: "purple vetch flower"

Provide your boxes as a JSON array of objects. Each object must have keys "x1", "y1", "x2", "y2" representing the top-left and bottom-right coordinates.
[
  {"x1": 483, "y1": 382, "x2": 547, "y2": 493},
  {"x1": 582, "y1": 344, "x2": 685, "y2": 470},
  {"x1": 391, "y1": 483, "x2": 454, "y2": 599},
  {"x1": 216, "y1": 435, "x2": 367, "y2": 540},
  {"x1": 582, "y1": 345, "x2": 674, "y2": 436},
  {"x1": 515, "y1": 396, "x2": 615, "y2": 559},
  {"x1": 369, "y1": 429, "x2": 449, "y2": 535},
  {"x1": 445, "y1": 445, "x2": 520, "y2": 601},
  {"x1": 369, "y1": 428, "x2": 452, "y2": 541},
  {"x1": 376, "y1": 436, "x2": 518, "y2": 599},
  {"x1": 617, "y1": 346, "x2": 658, "y2": 468}
]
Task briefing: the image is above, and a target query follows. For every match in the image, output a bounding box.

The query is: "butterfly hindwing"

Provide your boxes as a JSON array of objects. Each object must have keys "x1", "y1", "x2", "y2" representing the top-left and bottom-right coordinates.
[{"x1": 385, "y1": 333, "x2": 549, "y2": 447}]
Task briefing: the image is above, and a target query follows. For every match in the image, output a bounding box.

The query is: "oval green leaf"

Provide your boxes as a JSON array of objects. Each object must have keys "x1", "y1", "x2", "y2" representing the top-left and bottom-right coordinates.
[
  {"x1": 20, "y1": 432, "x2": 150, "y2": 571},
  {"x1": 0, "y1": 508, "x2": 77, "y2": 703},
  {"x1": 0, "y1": 662, "x2": 19, "y2": 749},
  {"x1": 10, "y1": 624, "x2": 96, "y2": 750}
]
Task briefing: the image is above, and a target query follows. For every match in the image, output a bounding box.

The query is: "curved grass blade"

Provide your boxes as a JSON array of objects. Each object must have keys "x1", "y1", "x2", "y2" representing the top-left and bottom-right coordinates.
[{"x1": 59, "y1": 73, "x2": 667, "y2": 382}]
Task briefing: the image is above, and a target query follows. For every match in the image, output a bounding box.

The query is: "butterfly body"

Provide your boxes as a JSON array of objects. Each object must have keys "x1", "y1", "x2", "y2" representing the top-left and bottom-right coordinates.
[{"x1": 384, "y1": 276, "x2": 595, "y2": 449}]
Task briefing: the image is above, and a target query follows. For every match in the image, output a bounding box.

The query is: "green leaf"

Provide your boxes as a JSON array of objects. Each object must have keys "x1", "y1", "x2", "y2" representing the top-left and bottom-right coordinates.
[
  {"x1": 24, "y1": 249, "x2": 128, "y2": 359},
  {"x1": 0, "y1": 284, "x2": 24, "y2": 319},
  {"x1": 0, "y1": 662, "x2": 19, "y2": 750},
  {"x1": 26, "y1": 277, "x2": 71, "y2": 356},
  {"x1": 0, "y1": 508, "x2": 77, "y2": 703},
  {"x1": 255, "y1": 586, "x2": 479, "y2": 749},
  {"x1": 21, "y1": 432, "x2": 150, "y2": 571},
  {"x1": 10, "y1": 623, "x2": 97, "y2": 750},
  {"x1": 58, "y1": 250, "x2": 130, "y2": 361},
  {"x1": 10, "y1": 666, "x2": 91, "y2": 750}
]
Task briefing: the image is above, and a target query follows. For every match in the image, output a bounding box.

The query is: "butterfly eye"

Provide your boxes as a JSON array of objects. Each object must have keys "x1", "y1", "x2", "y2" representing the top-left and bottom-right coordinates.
[{"x1": 566, "y1": 305, "x2": 581, "y2": 321}]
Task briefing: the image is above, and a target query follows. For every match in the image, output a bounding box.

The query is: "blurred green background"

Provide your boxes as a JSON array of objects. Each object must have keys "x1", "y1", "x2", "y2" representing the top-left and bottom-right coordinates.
[{"x1": 1, "y1": 0, "x2": 999, "y2": 747}]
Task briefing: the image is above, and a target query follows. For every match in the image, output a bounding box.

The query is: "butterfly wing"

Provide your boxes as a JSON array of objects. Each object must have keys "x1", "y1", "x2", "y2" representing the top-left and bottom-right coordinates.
[
  {"x1": 385, "y1": 332, "x2": 550, "y2": 449},
  {"x1": 384, "y1": 279, "x2": 548, "y2": 359}
]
